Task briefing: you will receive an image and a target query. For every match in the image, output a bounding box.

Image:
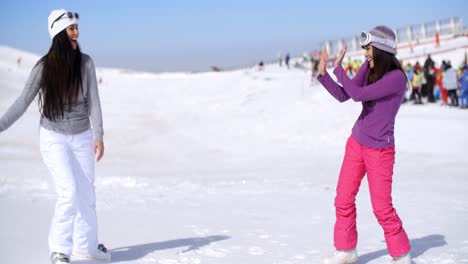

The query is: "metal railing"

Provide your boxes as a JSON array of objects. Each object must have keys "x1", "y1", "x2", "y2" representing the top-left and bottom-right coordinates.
[{"x1": 321, "y1": 17, "x2": 465, "y2": 56}]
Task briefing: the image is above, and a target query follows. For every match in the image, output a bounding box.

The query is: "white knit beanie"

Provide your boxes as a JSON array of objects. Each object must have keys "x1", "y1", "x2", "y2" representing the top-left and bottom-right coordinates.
[{"x1": 48, "y1": 9, "x2": 79, "y2": 39}]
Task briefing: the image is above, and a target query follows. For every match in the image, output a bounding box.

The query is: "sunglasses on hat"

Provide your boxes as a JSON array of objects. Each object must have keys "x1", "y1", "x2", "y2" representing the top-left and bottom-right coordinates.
[
  {"x1": 360, "y1": 31, "x2": 396, "y2": 49},
  {"x1": 50, "y1": 12, "x2": 79, "y2": 29}
]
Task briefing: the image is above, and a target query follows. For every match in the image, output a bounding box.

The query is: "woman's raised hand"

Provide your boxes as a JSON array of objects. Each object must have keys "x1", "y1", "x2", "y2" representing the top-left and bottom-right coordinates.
[
  {"x1": 334, "y1": 42, "x2": 347, "y2": 68},
  {"x1": 319, "y1": 47, "x2": 328, "y2": 76}
]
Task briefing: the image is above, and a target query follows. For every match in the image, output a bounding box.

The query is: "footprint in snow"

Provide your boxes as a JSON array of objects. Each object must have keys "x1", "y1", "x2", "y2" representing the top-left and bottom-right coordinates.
[
  {"x1": 158, "y1": 259, "x2": 180, "y2": 264},
  {"x1": 258, "y1": 234, "x2": 272, "y2": 239},
  {"x1": 197, "y1": 247, "x2": 229, "y2": 258},
  {"x1": 249, "y1": 246, "x2": 265, "y2": 255}
]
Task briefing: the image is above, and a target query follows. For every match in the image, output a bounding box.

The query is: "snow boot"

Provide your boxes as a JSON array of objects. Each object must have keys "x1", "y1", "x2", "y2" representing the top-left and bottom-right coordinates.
[
  {"x1": 393, "y1": 252, "x2": 411, "y2": 264},
  {"x1": 73, "y1": 243, "x2": 111, "y2": 261},
  {"x1": 51, "y1": 252, "x2": 70, "y2": 264},
  {"x1": 322, "y1": 249, "x2": 358, "y2": 264}
]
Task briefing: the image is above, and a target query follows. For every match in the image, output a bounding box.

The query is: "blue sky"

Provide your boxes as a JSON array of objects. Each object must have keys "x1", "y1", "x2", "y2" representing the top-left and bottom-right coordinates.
[{"x1": 0, "y1": 0, "x2": 466, "y2": 72}]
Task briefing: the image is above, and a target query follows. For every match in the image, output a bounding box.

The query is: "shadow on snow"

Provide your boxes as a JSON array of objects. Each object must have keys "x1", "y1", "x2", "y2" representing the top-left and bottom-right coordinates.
[{"x1": 356, "y1": 234, "x2": 447, "y2": 264}]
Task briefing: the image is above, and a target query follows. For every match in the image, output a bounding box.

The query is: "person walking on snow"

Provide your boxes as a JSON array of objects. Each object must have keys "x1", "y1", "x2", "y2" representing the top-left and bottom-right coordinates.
[
  {"x1": 411, "y1": 63, "x2": 423, "y2": 104},
  {"x1": 423, "y1": 54, "x2": 435, "y2": 102},
  {"x1": 435, "y1": 64, "x2": 448, "y2": 105},
  {"x1": 443, "y1": 62, "x2": 460, "y2": 107},
  {"x1": 316, "y1": 25, "x2": 411, "y2": 264},
  {"x1": 0, "y1": 9, "x2": 110, "y2": 264},
  {"x1": 285, "y1": 53, "x2": 290, "y2": 69},
  {"x1": 460, "y1": 65, "x2": 468, "y2": 108}
]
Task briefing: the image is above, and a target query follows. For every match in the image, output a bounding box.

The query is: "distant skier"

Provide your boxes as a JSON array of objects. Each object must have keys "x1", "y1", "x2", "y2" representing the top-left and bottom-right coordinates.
[
  {"x1": 278, "y1": 52, "x2": 283, "y2": 67},
  {"x1": 411, "y1": 63, "x2": 423, "y2": 104},
  {"x1": 302, "y1": 52, "x2": 308, "y2": 65},
  {"x1": 423, "y1": 54, "x2": 435, "y2": 102},
  {"x1": 317, "y1": 25, "x2": 411, "y2": 264},
  {"x1": 285, "y1": 53, "x2": 290, "y2": 69},
  {"x1": 459, "y1": 65, "x2": 468, "y2": 108},
  {"x1": 0, "y1": 9, "x2": 110, "y2": 264},
  {"x1": 443, "y1": 62, "x2": 459, "y2": 106},
  {"x1": 311, "y1": 56, "x2": 319, "y2": 83},
  {"x1": 434, "y1": 63, "x2": 447, "y2": 105},
  {"x1": 257, "y1": 61, "x2": 264, "y2": 71}
]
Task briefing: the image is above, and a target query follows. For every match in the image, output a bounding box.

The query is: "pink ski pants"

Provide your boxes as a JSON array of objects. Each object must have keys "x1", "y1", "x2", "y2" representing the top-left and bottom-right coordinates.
[{"x1": 333, "y1": 135, "x2": 410, "y2": 257}]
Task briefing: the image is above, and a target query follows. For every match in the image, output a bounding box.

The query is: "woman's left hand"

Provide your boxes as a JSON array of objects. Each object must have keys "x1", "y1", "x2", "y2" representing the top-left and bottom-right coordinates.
[
  {"x1": 94, "y1": 141, "x2": 104, "y2": 162},
  {"x1": 334, "y1": 42, "x2": 347, "y2": 68},
  {"x1": 318, "y1": 47, "x2": 328, "y2": 76}
]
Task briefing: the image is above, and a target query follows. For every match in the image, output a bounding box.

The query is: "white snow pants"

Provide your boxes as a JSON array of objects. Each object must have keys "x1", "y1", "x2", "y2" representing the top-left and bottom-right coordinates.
[{"x1": 39, "y1": 127, "x2": 98, "y2": 256}]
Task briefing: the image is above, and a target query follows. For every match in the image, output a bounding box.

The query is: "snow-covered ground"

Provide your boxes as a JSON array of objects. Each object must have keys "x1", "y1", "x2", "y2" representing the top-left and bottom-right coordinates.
[{"x1": 1, "y1": 36, "x2": 468, "y2": 264}]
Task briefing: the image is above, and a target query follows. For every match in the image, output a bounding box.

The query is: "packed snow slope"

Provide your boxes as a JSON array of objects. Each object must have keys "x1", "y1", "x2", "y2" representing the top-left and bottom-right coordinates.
[{"x1": 0, "y1": 36, "x2": 468, "y2": 263}]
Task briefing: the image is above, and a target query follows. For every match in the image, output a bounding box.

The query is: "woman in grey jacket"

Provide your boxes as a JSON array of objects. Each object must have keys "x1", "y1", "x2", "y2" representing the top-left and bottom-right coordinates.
[{"x1": 0, "y1": 9, "x2": 110, "y2": 264}]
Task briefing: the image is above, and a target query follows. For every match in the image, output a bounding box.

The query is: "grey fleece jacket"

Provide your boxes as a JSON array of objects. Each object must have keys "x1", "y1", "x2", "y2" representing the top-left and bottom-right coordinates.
[{"x1": 0, "y1": 53, "x2": 104, "y2": 141}]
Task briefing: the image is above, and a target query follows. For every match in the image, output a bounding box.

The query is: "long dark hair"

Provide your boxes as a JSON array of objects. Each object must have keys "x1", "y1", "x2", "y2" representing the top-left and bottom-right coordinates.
[
  {"x1": 37, "y1": 29, "x2": 82, "y2": 121},
  {"x1": 367, "y1": 46, "x2": 406, "y2": 84}
]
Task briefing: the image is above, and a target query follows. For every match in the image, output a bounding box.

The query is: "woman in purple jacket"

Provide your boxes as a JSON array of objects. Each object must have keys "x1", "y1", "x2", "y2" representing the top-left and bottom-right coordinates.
[{"x1": 317, "y1": 26, "x2": 411, "y2": 264}]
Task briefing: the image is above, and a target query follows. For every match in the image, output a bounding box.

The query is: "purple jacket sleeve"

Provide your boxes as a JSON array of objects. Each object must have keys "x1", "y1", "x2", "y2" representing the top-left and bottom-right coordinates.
[
  {"x1": 317, "y1": 71, "x2": 350, "y2": 102},
  {"x1": 351, "y1": 61, "x2": 370, "y2": 87},
  {"x1": 333, "y1": 65, "x2": 406, "y2": 102}
]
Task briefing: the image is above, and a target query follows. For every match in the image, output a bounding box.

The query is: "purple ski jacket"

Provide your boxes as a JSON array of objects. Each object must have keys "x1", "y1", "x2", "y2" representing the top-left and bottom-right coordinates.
[{"x1": 317, "y1": 61, "x2": 406, "y2": 148}]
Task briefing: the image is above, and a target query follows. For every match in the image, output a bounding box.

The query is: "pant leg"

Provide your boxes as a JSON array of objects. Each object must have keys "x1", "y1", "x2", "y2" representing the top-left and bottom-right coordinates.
[
  {"x1": 415, "y1": 90, "x2": 422, "y2": 103},
  {"x1": 69, "y1": 129, "x2": 99, "y2": 254},
  {"x1": 453, "y1": 91, "x2": 459, "y2": 106},
  {"x1": 334, "y1": 135, "x2": 367, "y2": 251},
  {"x1": 427, "y1": 83, "x2": 435, "y2": 102},
  {"x1": 410, "y1": 90, "x2": 416, "y2": 101},
  {"x1": 40, "y1": 127, "x2": 78, "y2": 256},
  {"x1": 363, "y1": 145, "x2": 410, "y2": 258},
  {"x1": 409, "y1": 89, "x2": 415, "y2": 101},
  {"x1": 441, "y1": 86, "x2": 448, "y2": 104},
  {"x1": 448, "y1": 90, "x2": 456, "y2": 106},
  {"x1": 421, "y1": 84, "x2": 427, "y2": 97},
  {"x1": 461, "y1": 90, "x2": 468, "y2": 107}
]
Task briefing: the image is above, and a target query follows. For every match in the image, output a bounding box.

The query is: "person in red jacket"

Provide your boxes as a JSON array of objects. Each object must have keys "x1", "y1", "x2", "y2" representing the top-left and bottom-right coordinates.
[{"x1": 434, "y1": 65, "x2": 448, "y2": 104}]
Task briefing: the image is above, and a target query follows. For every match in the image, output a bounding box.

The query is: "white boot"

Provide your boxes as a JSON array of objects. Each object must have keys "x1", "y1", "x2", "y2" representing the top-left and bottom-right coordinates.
[
  {"x1": 51, "y1": 252, "x2": 70, "y2": 264},
  {"x1": 73, "y1": 243, "x2": 111, "y2": 261},
  {"x1": 393, "y1": 252, "x2": 411, "y2": 264},
  {"x1": 322, "y1": 249, "x2": 358, "y2": 264}
]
